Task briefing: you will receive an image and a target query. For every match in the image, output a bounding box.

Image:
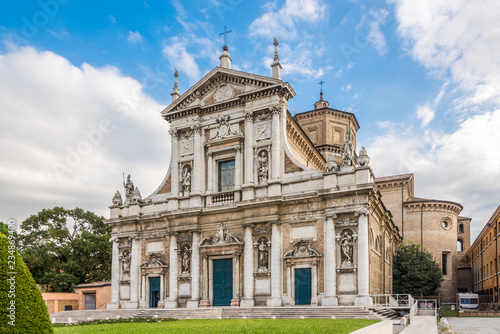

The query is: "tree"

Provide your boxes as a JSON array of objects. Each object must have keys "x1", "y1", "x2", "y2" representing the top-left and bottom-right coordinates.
[
  {"x1": 0, "y1": 234, "x2": 53, "y2": 333},
  {"x1": 18, "y1": 207, "x2": 111, "y2": 292},
  {"x1": 0, "y1": 222, "x2": 9, "y2": 236},
  {"x1": 393, "y1": 242, "x2": 443, "y2": 296}
]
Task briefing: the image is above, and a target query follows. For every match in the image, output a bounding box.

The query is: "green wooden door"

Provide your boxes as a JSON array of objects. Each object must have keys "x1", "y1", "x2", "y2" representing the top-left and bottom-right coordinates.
[
  {"x1": 295, "y1": 268, "x2": 312, "y2": 305},
  {"x1": 213, "y1": 258, "x2": 233, "y2": 306},
  {"x1": 149, "y1": 277, "x2": 160, "y2": 308}
]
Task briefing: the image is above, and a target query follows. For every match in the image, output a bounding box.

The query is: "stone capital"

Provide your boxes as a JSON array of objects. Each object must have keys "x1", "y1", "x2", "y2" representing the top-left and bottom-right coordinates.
[
  {"x1": 167, "y1": 230, "x2": 179, "y2": 237},
  {"x1": 269, "y1": 220, "x2": 281, "y2": 226},
  {"x1": 245, "y1": 112, "x2": 253, "y2": 122},
  {"x1": 324, "y1": 213, "x2": 338, "y2": 220},
  {"x1": 354, "y1": 206, "x2": 370, "y2": 217},
  {"x1": 271, "y1": 106, "x2": 281, "y2": 116},
  {"x1": 192, "y1": 124, "x2": 201, "y2": 134},
  {"x1": 168, "y1": 127, "x2": 178, "y2": 138},
  {"x1": 242, "y1": 223, "x2": 255, "y2": 229}
]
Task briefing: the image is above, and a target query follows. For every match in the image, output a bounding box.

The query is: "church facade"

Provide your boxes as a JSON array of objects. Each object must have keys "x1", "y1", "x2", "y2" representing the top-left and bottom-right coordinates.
[{"x1": 105, "y1": 41, "x2": 401, "y2": 309}]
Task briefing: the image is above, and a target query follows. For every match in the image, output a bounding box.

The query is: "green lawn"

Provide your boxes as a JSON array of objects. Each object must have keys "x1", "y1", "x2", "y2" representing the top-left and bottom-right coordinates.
[{"x1": 53, "y1": 319, "x2": 378, "y2": 334}]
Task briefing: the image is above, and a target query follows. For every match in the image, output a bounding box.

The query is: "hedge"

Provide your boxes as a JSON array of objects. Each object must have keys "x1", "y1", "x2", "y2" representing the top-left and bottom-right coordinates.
[{"x1": 0, "y1": 233, "x2": 53, "y2": 333}]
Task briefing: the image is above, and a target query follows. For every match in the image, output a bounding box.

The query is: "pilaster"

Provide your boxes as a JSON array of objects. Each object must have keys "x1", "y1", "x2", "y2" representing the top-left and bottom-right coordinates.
[
  {"x1": 107, "y1": 237, "x2": 120, "y2": 309},
  {"x1": 241, "y1": 224, "x2": 255, "y2": 307},
  {"x1": 354, "y1": 207, "x2": 372, "y2": 306},
  {"x1": 165, "y1": 232, "x2": 178, "y2": 308},
  {"x1": 267, "y1": 220, "x2": 282, "y2": 307},
  {"x1": 323, "y1": 214, "x2": 338, "y2": 306},
  {"x1": 187, "y1": 231, "x2": 201, "y2": 308},
  {"x1": 242, "y1": 112, "x2": 255, "y2": 201},
  {"x1": 125, "y1": 236, "x2": 140, "y2": 308}
]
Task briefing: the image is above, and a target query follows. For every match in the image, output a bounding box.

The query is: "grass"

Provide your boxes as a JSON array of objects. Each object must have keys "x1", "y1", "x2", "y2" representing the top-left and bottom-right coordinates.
[
  {"x1": 53, "y1": 318, "x2": 378, "y2": 334},
  {"x1": 441, "y1": 309, "x2": 458, "y2": 317}
]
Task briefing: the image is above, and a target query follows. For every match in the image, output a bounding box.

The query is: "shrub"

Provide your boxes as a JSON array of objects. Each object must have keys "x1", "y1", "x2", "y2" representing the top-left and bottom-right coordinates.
[{"x1": 0, "y1": 234, "x2": 53, "y2": 333}]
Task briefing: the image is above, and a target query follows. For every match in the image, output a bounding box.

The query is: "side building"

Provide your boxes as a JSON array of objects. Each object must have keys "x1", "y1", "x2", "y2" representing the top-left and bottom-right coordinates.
[
  {"x1": 467, "y1": 205, "x2": 500, "y2": 301},
  {"x1": 105, "y1": 42, "x2": 401, "y2": 309},
  {"x1": 374, "y1": 174, "x2": 471, "y2": 301}
]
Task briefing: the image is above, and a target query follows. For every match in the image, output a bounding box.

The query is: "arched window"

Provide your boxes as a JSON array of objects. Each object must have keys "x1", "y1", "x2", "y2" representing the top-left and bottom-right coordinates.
[
  {"x1": 375, "y1": 236, "x2": 380, "y2": 253},
  {"x1": 457, "y1": 239, "x2": 464, "y2": 252},
  {"x1": 458, "y1": 224, "x2": 464, "y2": 234},
  {"x1": 369, "y1": 229, "x2": 374, "y2": 248}
]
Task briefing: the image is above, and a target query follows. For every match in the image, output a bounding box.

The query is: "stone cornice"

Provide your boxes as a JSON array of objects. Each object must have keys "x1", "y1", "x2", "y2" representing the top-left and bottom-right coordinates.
[{"x1": 404, "y1": 200, "x2": 463, "y2": 215}]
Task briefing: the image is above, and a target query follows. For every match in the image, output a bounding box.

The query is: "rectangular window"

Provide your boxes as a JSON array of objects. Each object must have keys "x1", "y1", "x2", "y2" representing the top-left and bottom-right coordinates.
[
  {"x1": 218, "y1": 160, "x2": 235, "y2": 192},
  {"x1": 442, "y1": 253, "x2": 448, "y2": 275}
]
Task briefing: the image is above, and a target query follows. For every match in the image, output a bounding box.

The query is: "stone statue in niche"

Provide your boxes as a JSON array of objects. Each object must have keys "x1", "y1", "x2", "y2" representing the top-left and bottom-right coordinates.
[
  {"x1": 258, "y1": 237, "x2": 269, "y2": 270},
  {"x1": 121, "y1": 250, "x2": 131, "y2": 278},
  {"x1": 181, "y1": 244, "x2": 190, "y2": 274},
  {"x1": 340, "y1": 231, "x2": 353, "y2": 265},
  {"x1": 181, "y1": 166, "x2": 191, "y2": 194},
  {"x1": 257, "y1": 150, "x2": 269, "y2": 183}
]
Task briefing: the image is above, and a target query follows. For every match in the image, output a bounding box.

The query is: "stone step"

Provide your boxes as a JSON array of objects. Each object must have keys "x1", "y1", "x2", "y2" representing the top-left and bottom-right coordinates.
[{"x1": 51, "y1": 306, "x2": 388, "y2": 324}]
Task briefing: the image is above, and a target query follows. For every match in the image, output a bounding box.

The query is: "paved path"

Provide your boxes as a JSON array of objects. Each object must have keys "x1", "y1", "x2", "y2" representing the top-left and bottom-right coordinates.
[
  {"x1": 399, "y1": 316, "x2": 437, "y2": 334},
  {"x1": 448, "y1": 317, "x2": 500, "y2": 333}
]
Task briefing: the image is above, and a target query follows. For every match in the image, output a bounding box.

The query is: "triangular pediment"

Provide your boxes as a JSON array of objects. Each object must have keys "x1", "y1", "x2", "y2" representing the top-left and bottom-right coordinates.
[{"x1": 161, "y1": 67, "x2": 293, "y2": 119}]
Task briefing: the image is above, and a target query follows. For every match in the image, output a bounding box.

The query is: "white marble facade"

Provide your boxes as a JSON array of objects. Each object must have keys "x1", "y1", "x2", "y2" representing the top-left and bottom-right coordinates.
[{"x1": 106, "y1": 42, "x2": 399, "y2": 309}]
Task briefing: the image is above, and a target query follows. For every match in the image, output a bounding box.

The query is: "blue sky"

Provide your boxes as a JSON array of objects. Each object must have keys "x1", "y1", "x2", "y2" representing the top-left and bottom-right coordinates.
[{"x1": 0, "y1": 0, "x2": 499, "y2": 241}]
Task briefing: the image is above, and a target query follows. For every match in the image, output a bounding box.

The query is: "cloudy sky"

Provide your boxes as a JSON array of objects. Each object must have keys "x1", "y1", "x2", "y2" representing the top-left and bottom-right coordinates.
[{"x1": 0, "y1": 0, "x2": 499, "y2": 241}]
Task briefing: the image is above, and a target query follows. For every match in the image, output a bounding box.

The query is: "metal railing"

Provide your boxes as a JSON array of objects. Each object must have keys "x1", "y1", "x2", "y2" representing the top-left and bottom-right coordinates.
[{"x1": 371, "y1": 294, "x2": 414, "y2": 308}]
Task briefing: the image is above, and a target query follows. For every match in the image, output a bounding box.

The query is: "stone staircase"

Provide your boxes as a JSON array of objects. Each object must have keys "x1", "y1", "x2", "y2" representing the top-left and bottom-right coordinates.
[
  {"x1": 369, "y1": 308, "x2": 401, "y2": 320},
  {"x1": 51, "y1": 306, "x2": 387, "y2": 324}
]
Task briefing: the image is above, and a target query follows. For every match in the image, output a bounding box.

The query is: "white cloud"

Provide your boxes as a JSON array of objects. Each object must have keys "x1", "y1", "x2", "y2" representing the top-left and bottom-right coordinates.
[
  {"x1": 360, "y1": 8, "x2": 390, "y2": 56},
  {"x1": 416, "y1": 104, "x2": 435, "y2": 128},
  {"x1": 368, "y1": 108, "x2": 500, "y2": 239},
  {"x1": 162, "y1": 1, "x2": 220, "y2": 85},
  {"x1": 249, "y1": 0, "x2": 327, "y2": 40},
  {"x1": 389, "y1": 0, "x2": 500, "y2": 110},
  {"x1": 376, "y1": 120, "x2": 393, "y2": 129},
  {"x1": 0, "y1": 47, "x2": 169, "y2": 224},
  {"x1": 367, "y1": 21, "x2": 387, "y2": 56},
  {"x1": 372, "y1": 0, "x2": 500, "y2": 238},
  {"x1": 341, "y1": 84, "x2": 352, "y2": 92},
  {"x1": 275, "y1": 41, "x2": 333, "y2": 79},
  {"x1": 127, "y1": 31, "x2": 143, "y2": 44}
]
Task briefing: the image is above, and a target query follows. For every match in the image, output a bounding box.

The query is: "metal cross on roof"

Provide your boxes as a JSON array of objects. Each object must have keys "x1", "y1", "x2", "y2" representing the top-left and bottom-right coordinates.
[
  {"x1": 219, "y1": 25, "x2": 232, "y2": 47},
  {"x1": 319, "y1": 80, "x2": 325, "y2": 92}
]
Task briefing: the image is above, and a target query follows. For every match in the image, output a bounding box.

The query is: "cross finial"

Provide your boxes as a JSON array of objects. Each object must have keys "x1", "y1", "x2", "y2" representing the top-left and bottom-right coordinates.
[
  {"x1": 219, "y1": 25, "x2": 232, "y2": 49},
  {"x1": 319, "y1": 80, "x2": 325, "y2": 92}
]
